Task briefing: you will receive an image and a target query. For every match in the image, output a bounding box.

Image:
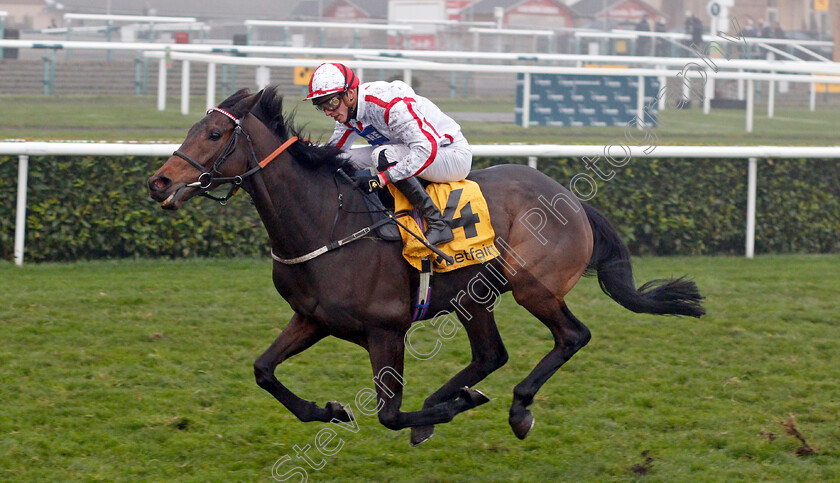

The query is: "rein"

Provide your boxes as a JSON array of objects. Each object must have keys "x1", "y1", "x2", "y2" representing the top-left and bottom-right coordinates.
[
  {"x1": 270, "y1": 168, "x2": 405, "y2": 265},
  {"x1": 173, "y1": 107, "x2": 297, "y2": 203},
  {"x1": 271, "y1": 211, "x2": 395, "y2": 265}
]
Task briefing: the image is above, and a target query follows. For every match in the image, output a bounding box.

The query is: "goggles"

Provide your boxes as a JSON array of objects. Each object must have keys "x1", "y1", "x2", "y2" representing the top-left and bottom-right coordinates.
[{"x1": 313, "y1": 92, "x2": 345, "y2": 112}]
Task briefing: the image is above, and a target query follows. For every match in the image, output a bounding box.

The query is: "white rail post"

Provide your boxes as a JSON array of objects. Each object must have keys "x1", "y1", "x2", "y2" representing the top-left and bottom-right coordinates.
[
  {"x1": 657, "y1": 65, "x2": 666, "y2": 111},
  {"x1": 765, "y1": 52, "x2": 775, "y2": 119},
  {"x1": 746, "y1": 79, "x2": 754, "y2": 133},
  {"x1": 636, "y1": 75, "x2": 645, "y2": 129},
  {"x1": 157, "y1": 58, "x2": 167, "y2": 111},
  {"x1": 255, "y1": 66, "x2": 270, "y2": 90},
  {"x1": 810, "y1": 82, "x2": 816, "y2": 112},
  {"x1": 746, "y1": 157, "x2": 758, "y2": 259},
  {"x1": 737, "y1": 69, "x2": 744, "y2": 100},
  {"x1": 14, "y1": 155, "x2": 29, "y2": 266},
  {"x1": 206, "y1": 62, "x2": 216, "y2": 111},
  {"x1": 657, "y1": 66, "x2": 666, "y2": 111},
  {"x1": 527, "y1": 156, "x2": 538, "y2": 169},
  {"x1": 767, "y1": 71, "x2": 775, "y2": 119},
  {"x1": 521, "y1": 72, "x2": 531, "y2": 128},
  {"x1": 703, "y1": 76, "x2": 713, "y2": 115},
  {"x1": 181, "y1": 60, "x2": 191, "y2": 115},
  {"x1": 403, "y1": 68, "x2": 412, "y2": 87}
]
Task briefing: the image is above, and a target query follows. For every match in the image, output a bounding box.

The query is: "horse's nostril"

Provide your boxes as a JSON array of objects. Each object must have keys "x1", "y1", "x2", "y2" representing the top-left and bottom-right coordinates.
[{"x1": 149, "y1": 176, "x2": 170, "y2": 192}]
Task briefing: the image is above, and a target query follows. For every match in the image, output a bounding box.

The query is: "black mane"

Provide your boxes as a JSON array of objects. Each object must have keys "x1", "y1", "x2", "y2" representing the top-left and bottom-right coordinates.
[{"x1": 237, "y1": 87, "x2": 344, "y2": 171}]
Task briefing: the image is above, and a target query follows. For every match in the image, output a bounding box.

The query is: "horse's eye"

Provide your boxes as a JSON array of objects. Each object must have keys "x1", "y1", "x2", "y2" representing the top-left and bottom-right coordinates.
[{"x1": 209, "y1": 131, "x2": 222, "y2": 141}]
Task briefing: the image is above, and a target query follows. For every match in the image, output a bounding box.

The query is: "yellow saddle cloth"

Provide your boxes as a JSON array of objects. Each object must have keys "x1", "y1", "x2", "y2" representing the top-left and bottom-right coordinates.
[{"x1": 388, "y1": 179, "x2": 498, "y2": 273}]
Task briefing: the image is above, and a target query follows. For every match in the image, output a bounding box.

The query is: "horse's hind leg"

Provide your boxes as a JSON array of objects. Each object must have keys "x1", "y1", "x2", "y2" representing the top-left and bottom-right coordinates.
[
  {"x1": 254, "y1": 313, "x2": 352, "y2": 423},
  {"x1": 366, "y1": 328, "x2": 491, "y2": 439},
  {"x1": 410, "y1": 306, "x2": 508, "y2": 445},
  {"x1": 509, "y1": 293, "x2": 591, "y2": 440}
]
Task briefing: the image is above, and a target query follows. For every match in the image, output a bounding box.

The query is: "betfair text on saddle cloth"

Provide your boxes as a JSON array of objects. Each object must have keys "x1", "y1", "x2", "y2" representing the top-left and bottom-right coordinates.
[{"x1": 305, "y1": 62, "x2": 472, "y2": 247}]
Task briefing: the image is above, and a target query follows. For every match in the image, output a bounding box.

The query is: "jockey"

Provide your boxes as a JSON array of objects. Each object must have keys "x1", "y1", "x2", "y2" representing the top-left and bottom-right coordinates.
[{"x1": 305, "y1": 62, "x2": 472, "y2": 246}]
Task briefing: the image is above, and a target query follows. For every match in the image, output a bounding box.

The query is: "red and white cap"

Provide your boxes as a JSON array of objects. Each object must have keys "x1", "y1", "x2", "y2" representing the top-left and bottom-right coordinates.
[{"x1": 304, "y1": 63, "x2": 360, "y2": 101}]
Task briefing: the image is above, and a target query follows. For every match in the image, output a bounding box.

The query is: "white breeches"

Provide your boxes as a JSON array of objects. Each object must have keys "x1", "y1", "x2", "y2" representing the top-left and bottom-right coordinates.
[{"x1": 344, "y1": 138, "x2": 472, "y2": 183}]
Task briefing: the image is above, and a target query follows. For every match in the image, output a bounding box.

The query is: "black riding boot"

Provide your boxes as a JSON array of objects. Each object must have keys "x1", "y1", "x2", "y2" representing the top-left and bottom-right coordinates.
[{"x1": 393, "y1": 177, "x2": 454, "y2": 246}]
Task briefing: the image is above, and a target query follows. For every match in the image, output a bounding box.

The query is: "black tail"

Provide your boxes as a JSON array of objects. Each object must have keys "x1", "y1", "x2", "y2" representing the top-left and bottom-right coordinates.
[{"x1": 582, "y1": 203, "x2": 705, "y2": 318}]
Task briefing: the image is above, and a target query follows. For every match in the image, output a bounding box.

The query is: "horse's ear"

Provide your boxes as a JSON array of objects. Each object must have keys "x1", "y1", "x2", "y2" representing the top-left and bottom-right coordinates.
[{"x1": 233, "y1": 90, "x2": 263, "y2": 117}]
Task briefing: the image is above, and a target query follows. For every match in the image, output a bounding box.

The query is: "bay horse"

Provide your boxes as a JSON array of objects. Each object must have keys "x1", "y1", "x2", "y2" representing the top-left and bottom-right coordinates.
[{"x1": 148, "y1": 87, "x2": 704, "y2": 445}]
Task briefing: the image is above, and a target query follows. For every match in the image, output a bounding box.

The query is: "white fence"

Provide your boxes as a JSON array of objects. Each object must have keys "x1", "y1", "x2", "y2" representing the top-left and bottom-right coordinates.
[
  {"x1": 3, "y1": 37, "x2": 840, "y2": 121},
  {"x1": 4, "y1": 142, "x2": 839, "y2": 265},
  {"x1": 9, "y1": 37, "x2": 829, "y2": 131},
  {"x1": 2, "y1": 38, "x2": 836, "y2": 70},
  {"x1": 141, "y1": 50, "x2": 840, "y2": 134}
]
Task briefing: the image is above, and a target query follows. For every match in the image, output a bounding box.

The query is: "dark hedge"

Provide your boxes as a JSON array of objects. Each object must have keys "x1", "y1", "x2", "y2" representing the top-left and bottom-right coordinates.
[
  {"x1": 1, "y1": 155, "x2": 838, "y2": 262},
  {"x1": 0, "y1": 155, "x2": 266, "y2": 262}
]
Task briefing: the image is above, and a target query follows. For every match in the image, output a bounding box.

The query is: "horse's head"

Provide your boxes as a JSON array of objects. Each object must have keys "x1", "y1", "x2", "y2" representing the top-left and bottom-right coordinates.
[{"x1": 148, "y1": 89, "x2": 262, "y2": 210}]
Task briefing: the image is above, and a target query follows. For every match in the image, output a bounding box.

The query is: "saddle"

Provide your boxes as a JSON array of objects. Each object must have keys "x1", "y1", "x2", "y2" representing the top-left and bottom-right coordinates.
[{"x1": 343, "y1": 167, "x2": 497, "y2": 272}]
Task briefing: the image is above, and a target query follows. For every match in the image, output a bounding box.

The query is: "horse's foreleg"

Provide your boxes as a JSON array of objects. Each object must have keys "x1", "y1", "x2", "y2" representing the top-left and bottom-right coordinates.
[
  {"x1": 254, "y1": 313, "x2": 350, "y2": 423},
  {"x1": 410, "y1": 308, "x2": 507, "y2": 445},
  {"x1": 367, "y1": 329, "x2": 486, "y2": 438}
]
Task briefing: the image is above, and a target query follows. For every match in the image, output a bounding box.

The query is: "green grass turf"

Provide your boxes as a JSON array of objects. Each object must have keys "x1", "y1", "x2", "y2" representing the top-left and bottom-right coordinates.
[
  {"x1": 2, "y1": 94, "x2": 840, "y2": 146},
  {"x1": 1, "y1": 254, "x2": 839, "y2": 481}
]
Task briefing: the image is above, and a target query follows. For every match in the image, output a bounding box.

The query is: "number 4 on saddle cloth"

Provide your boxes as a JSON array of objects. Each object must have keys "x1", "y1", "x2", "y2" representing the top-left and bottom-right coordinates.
[{"x1": 387, "y1": 180, "x2": 499, "y2": 272}]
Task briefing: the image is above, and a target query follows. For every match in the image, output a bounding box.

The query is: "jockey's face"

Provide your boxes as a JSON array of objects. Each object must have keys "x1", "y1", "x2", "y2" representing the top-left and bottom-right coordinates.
[{"x1": 317, "y1": 89, "x2": 357, "y2": 124}]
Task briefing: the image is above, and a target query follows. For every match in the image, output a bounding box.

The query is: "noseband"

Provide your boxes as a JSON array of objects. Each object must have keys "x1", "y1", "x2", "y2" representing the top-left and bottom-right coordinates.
[{"x1": 173, "y1": 107, "x2": 297, "y2": 203}]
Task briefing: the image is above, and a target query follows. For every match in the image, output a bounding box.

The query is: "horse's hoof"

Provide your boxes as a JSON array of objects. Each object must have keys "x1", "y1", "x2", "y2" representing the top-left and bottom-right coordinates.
[
  {"x1": 460, "y1": 387, "x2": 491, "y2": 407},
  {"x1": 510, "y1": 411, "x2": 535, "y2": 440},
  {"x1": 326, "y1": 401, "x2": 353, "y2": 423},
  {"x1": 410, "y1": 425, "x2": 435, "y2": 446}
]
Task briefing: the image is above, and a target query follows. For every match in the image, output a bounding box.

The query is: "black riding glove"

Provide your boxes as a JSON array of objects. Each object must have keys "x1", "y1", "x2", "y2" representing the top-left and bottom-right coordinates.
[{"x1": 353, "y1": 174, "x2": 383, "y2": 193}]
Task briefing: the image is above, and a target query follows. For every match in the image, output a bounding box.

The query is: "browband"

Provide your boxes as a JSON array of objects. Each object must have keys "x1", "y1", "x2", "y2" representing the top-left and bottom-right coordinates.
[{"x1": 207, "y1": 107, "x2": 240, "y2": 125}]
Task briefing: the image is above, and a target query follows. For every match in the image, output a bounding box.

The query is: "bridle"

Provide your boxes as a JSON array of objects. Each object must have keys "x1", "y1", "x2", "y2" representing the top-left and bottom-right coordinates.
[{"x1": 172, "y1": 107, "x2": 297, "y2": 203}]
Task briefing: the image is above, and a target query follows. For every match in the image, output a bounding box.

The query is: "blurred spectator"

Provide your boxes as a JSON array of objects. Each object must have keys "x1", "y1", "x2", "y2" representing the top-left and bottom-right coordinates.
[
  {"x1": 684, "y1": 11, "x2": 704, "y2": 49},
  {"x1": 758, "y1": 19, "x2": 772, "y2": 38},
  {"x1": 743, "y1": 19, "x2": 757, "y2": 38},
  {"x1": 742, "y1": 19, "x2": 758, "y2": 58},
  {"x1": 636, "y1": 14, "x2": 651, "y2": 56},
  {"x1": 654, "y1": 16, "x2": 668, "y2": 57},
  {"x1": 773, "y1": 22, "x2": 785, "y2": 39}
]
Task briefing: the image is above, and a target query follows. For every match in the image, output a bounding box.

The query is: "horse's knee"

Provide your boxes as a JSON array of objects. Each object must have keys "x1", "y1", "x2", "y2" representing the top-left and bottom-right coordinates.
[
  {"x1": 254, "y1": 362, "x2": 274, "y2": 388},
  {"x1": 472, "y1": 348, "x2": 508, "y2": 379},
  {"x1": 494, "y1": 346, "x2": 509, "y2": 369},
  {"x1": 579, "y1": 325, "x2": 591, "y2": 348},
  {"x1": 377, "y1": 410, "x2": 402, "y2": 431},
  {"x1": 570, "y1": 324, "x2": 591, "y2": 351},
  {"x1": 562, "y1": 307, "x2": 591, "y2": 350},
  {"x1": 573, "y1": 325, "x2": 592, "y2": 349}
]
